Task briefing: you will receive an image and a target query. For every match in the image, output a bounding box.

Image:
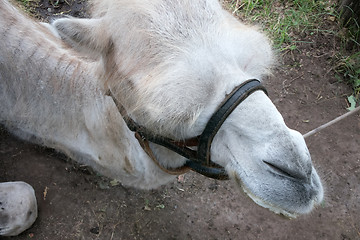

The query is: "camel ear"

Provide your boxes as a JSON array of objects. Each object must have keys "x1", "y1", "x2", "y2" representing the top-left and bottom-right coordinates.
[{"x1": 52, "y1": 17, "x2": 110, "y2": 58}]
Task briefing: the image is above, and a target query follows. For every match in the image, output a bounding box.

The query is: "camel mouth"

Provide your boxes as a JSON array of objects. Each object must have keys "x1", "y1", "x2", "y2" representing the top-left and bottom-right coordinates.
[
  {"x1": 232, "y1": 172, "x2": 299, "y2": 218},
  {"x1": 0, "y1": 227, "x2": 11, "y2": 237},
  {"x1": 262, "y1": 160, "x2": 310, "y2": 181},
  {"x1": 229, "y1": 166, "x2": 323, "y2": 218}
]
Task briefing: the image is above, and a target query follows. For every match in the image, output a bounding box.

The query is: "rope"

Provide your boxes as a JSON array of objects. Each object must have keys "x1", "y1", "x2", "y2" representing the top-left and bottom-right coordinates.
[{"x1": 303, "y1": 105, "x2": 360, "y2": 138}]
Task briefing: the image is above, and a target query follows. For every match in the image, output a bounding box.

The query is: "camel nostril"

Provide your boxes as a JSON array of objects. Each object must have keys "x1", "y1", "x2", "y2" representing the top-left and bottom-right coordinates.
[{"x1": 263, "y1": 161, "x2": 308, "y2": 180}]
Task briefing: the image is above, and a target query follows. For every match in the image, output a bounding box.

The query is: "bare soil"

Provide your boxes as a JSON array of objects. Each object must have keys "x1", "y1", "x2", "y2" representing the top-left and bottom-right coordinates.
[{"x1": 1, "y1": 1, "x2": 359, "y2": 239}]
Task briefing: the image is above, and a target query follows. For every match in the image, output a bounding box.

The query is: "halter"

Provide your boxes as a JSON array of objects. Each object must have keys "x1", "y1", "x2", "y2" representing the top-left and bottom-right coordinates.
[{"x1": 109, "y1": 79, "x2": 267, "y2": 180}]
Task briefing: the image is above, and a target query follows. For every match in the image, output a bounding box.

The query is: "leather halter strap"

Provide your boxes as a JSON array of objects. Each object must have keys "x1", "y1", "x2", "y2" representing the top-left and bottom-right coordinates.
[{"x1": 108, "y1": 79, "x2": 267, "y2": 180}]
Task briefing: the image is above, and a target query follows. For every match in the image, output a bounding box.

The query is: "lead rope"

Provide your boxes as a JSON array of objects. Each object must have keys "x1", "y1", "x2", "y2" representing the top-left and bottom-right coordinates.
[{"x1": 303, "y1": 105, "x2": 360, "y2": 139}]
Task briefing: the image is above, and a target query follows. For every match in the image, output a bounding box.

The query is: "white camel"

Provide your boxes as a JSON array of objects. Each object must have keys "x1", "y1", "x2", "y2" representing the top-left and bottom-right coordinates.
[{"x1": 0, "y1": 0, "x2": 324, "y2": 236}]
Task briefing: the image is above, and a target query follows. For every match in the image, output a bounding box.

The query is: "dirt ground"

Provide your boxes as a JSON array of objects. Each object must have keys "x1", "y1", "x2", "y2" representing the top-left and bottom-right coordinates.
[{"x1": 1, "y1": 1, "x2": 360, "y2": 239}]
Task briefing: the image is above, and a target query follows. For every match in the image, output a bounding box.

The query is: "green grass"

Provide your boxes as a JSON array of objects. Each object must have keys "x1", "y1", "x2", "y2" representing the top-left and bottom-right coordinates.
[
  {"x1": 339, "y1": 2, "x2": 360, "y2": 48},
  {"x1": 16, "y1": 0, "x2": 38, "y2": 7},
  {"x1": 335, "y1": 52, "x2": 360, "y2": 98},
  {"x1": 336, "y1": 4, "x2": 360, "y2": 104},
  {"x1": 227, "y1": 0, "x2": 359, "y2": 103},
  {"x1": 227, "y1": 0, "x2": 337, "y2": 50},
  {"x1": 15, "y1": 0, "x2": 40, "y2": 15}
]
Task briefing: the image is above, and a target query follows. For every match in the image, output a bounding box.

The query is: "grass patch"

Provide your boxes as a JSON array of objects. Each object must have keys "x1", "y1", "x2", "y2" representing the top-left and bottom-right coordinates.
[
  {"x1": 15, "y1": 0, "x2": 39, "y2": 8},
  {"x1": 336, "y1": 3, "x2": 360, "y2": 104},
  {"x1": 335, "y1": 52, "x2": 360, "y2": 101},
  {"x1": 14, "y1": 0, "x2": 40, "y2": 16},
  {"x1": 226, "y1": 0, "x2": 359, "y2": 103},
  {"x1": 226, "y1": 0, "x2": 337, "y2": 50},
  {"x1": 338, "y1": 1, "x2": 360, "y2": 49}
]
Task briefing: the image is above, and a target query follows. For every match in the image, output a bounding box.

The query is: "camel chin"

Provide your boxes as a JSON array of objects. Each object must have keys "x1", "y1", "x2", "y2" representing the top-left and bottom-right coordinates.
[{"x1": 229, "y1": 166, "x2": 324, "y2": 219}]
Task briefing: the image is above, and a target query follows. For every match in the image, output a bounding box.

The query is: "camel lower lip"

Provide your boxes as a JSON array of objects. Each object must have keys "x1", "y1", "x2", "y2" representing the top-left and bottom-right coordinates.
[{"x1": 232, "y1": 171, "x2": 303, "y2": 219}]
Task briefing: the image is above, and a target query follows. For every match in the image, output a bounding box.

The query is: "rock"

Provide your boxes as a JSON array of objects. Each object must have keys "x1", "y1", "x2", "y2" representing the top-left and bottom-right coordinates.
[{"x1": 0, "y1": 182, "x2": 38, "y2": 236}]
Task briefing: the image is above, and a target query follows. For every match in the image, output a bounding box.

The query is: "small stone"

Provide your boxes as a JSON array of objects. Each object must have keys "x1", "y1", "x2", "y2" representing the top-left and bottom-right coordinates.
[
  {"x1": 90, "y1": 226, "x2": 100, "y2": 234},
  {"x1": 0, "y1": 182, "x2": 37, "y2": 236}
]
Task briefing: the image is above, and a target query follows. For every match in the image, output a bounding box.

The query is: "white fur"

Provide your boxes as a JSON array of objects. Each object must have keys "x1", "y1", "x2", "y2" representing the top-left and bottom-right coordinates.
[{"x1": 0, "y1": 0, "x2": 323, "y2": 236}]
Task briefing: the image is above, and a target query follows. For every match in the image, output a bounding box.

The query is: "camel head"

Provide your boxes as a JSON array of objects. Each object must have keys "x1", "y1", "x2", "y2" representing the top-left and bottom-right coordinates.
[{"x1": 51, "y1": 0, "x2": 323, "y2": 218}]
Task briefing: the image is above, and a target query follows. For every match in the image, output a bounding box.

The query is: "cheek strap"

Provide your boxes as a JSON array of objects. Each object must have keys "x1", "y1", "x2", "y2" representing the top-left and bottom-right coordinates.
[{"x1": 108, "y1": 79, "x2": 267, "y2": 180}]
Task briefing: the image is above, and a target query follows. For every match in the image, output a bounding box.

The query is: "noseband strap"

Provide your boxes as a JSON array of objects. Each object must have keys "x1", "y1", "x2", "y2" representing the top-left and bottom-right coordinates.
[{"x1": 109, "y1": 79, "x2": 267, "y2": 180}]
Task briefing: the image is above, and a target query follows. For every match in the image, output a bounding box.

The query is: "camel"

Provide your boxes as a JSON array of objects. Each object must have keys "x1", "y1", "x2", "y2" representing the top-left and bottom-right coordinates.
[{"x1": 0, "y1": 0, "x2": 324, "y2": 236}]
